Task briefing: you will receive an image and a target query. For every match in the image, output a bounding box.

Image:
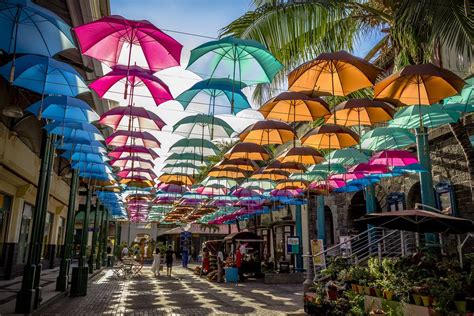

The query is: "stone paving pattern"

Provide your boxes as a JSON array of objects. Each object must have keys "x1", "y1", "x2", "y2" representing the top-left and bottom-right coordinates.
[{"x1": 36, "y1": 266, "x2": 305, "y2": 315}]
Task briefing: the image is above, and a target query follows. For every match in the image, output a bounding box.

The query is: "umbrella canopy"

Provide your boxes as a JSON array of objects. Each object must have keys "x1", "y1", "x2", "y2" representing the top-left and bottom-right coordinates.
[
  {"x1": 251, "y1": 168, "x2": 289, "y2": 181},
  {"x1": 200, "y1": 177, "x2": 238, "y2": 189},
  {"x1": 58, "y1": 142, "x2": 106, "y2": 154},
  {"x1": 26, "y1": 96, "x2": 99, "y2": 123},
  {"x1": 106, "y1": 130, "x2": 160, "y2": 148},
  {"x1": 195, "y1": 186, "x2": 228, "y2": 196},
  {"x1": 108, "y1": 145, "x2": 158, "y2": 160},
  {"x1": 389, "y1": 104, "x2": 460, "y2": 129},
  {"x1": 164, "y1": 153, "x2": 207, "y2": 166},
  {"x1": 325, "y1": 148, "x2": 369, "y2": 166},
  {"x1": 208, "y1": 167, "x2": 248, "y2": 179},
  {"x1": 301, "y1": 124, "x2": 359, "y2": 149},
  {"x1": 360, "y1": 127, "x2": 416, "y2": 151},
  {"x1": 67, "y1": 152, "x2": 109, "y2": 164},
  {"x1": 161, "y1": 163, "x2": 201, "y2": 175},
  {"x1": 110, "y1": 156, "x2": 154, "y2": 169},
  {"x1": 45, "y1": 121, "x2": 104, "y2": 142},
  {"x1": 241, "y1": 180, "x2": 275, "y2": 191},
  {"x1": 308, "y1": 163, "x2": 346, "y2": 175},
  {"x1": 356, "y1": 210, "x2": 474, "y2": 234},
  {"x1": 348, "y1": 163, "x2": 389, "y2": 175},
  {"x1": 173, "y1": 114, "x2": 234, "y2": 139},
  {"x1": 327, "y1": 98, "x2": 396, "y2": 127},
  {"x1": 73, "y1": 15, "x2": 182, "y2": 72},
  {"x1": 374, "y1": 63, "x2": 465, "y2": 106},
  {"x1": 369, "y1": 150, "x2": 418, "y2": 167},
  {"x1": 232, "y1": 187, "x2": 262, "y2": 198},
  {"x1": 277, "y1": 146, "x2": 324, "y2": 164},
  {"x1": 176, "y1": 78, "x2": 250, "y2": 115},
  {"x1": 158, "y1": 174, "x2": 194, "y2": 186},
  {"x1": 157, "y1": 183, "x2": 188, "y2": 194},
  {"x1": 121, "y1": 179, "x2": 155, "y2": 188},
  {"x1": 265, "y1": 161, "x2": 305, "y2": 173},
  {"x1": 224, "y1": 142, "x2": 270, "y2": 161},
  {"x1": 275, "y1": 180, "x2": 308, "y2": 190},
  {"x1": 214, "y1": 158, "x2": 257, "y2": 172},
  {"x1": 99, "y1": 106, "x2": 166, "y2": 131},
  {"x1": 169, "y1": 138, "x2": 219, "y2": 156},
  {"x1": 117, "y1": 168, "x2": 157, "y2": 180},
  {"x1": 290, "y1": 171, "x2": 326, "y2": 182},
  {"x1": 239, "y1": 120, "x2": 296, "y2": 145},
  {"x1": 259, "y1": 92, "x2": 330, "y2": 122},
  {"x1": 288, "y1": 51, "x2": 381, "y2": 96},
  {"x1": 187, "y1": 36, "x2": 282, "y2": 85},
  {"x1": 0, "y1": 55, "x2": 88, "y2": 96}
]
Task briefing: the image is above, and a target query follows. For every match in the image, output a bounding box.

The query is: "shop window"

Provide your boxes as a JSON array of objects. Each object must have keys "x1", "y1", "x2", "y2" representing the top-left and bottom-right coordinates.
[
  {"x1": 387, "y1": 192, "x2": 406, "y2": 211},
  {"x1": 435, "y1": 181, "x2": 457, "y2": 215},
  {"x1": 17, "y1": 203, "x2": 33, "y2": 264},
  {"x1": 0, "y1": 193, "x2": 13, "y2": 266},
  {"x1": 42, "y1": 212, "x2": 54, "y2": 259}
]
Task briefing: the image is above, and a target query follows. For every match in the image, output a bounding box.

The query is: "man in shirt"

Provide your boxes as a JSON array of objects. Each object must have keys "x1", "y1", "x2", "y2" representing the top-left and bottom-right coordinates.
[{"x1": 165, "y1": 246, "x2": 175, "y2": 276}]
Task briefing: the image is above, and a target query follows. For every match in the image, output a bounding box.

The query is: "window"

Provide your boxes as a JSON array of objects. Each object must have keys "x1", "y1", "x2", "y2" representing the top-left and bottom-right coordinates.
[
  {"x1": 0, "y1": 193, "x2": 13, "y2": 266},
  {"x1": 17, "y1": 203, "x2": 33, "y2": 264},
  {"x1": 42, "y1": 212, "x2": 54, "y2": 259}
]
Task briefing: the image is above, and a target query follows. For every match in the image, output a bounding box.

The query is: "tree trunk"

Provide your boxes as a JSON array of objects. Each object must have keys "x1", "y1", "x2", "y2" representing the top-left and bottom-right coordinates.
[{"x1": 449, "y1": 121, "x2": 474, "y2": 194}]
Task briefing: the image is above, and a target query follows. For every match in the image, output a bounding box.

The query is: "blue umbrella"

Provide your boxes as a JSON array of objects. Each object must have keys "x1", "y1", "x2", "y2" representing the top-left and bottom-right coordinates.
[
  {"x1": 65, "y1": 152, "x2": 109, "y2": 164},
  {"x1": 334, "y1": 185, "x2": 363, "y2": 193},
  {"x1": 58, "y1": 142, "x2": 106, "y2": 154},
  {"x1": 0, "y1": 55, "x2": 88, "y2": 96},
  {"x1": 45, "y1": 121, "x2": 104, "y2": 142},
  {"x1": 72, "y1": 161, "x2": 112, "y2": 172},
  {"x1": 393, "y1": 163, "x2": 427, "y2": 174},
  {"x1": 26, "y1": 96, "x2": 99, "y2": 123}
]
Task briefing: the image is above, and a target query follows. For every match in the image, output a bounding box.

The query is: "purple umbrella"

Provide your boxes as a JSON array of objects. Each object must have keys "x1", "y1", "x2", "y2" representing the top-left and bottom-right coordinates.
[{"x1": 108, "y1": 145, "x2": 159, "y2": 160}]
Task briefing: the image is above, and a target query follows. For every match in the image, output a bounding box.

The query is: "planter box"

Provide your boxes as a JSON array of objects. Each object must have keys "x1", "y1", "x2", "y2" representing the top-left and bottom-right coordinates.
[{"x1": 364, "y1": 295, "x2": 433, "y2": 316}]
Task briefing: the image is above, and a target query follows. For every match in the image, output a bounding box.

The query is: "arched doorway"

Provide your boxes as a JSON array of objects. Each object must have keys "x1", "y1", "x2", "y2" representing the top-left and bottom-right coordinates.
[
  {"x1": 347, "y1": 190, "x2": 382, "y2": 233},
  {"x1": 407, "y1": 182, "x2": 422, "y2": 209},
  {"x1": 324, "y1": 206, "x2": 335, "y2": 245}
]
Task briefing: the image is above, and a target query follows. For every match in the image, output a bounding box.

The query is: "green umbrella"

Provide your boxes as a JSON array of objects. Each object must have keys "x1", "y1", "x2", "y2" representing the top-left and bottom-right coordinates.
[
  {"x1": 200, "y1": 177, "x2": 238, "y2": 188},
  {"x1": 169, "y1": 138, "x2": 220, "y2": 156},
  {"x1": 173, "y1": 114, "x2": 234, "y2": 140},
  {"x1": 442, "y1": 79, "x2": 474, "y2": 113},
  {"x1": 307, "y1": 163, "x2": 346, "y2": 175},
  {"x1": 360, "y1": 127, "x2": 416, "y2": 151},
  {"x1": 389, "y1": 104, "x2": 460, "y2": 129},
  {"x1": 324, "y1": 148, "x2": 369, "y2": 166},
  {"x1": 164, "y1": 153, "x2": 207, "y2": 167},
  {"x1": 240, "y1": 179, "x2": 276, "y2": 191},
  {"x1": 161, "y1": 163, "x2": 201, "y2": 175},
  {"x1": 290, "y1": 171, "x2": 326, "y2": 182}
]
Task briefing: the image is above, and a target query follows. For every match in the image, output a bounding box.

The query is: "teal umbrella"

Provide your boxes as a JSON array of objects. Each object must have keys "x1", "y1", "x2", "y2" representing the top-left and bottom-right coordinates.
[
  {"x1": 442, "y1": 79, "x2": 474, "y2": 113},
  {"x1": 307, "y1": 163, "x2": 346, "y2": 175},
  {"x1": 164, "y1": 153, "x2": 207, "y2": 167},
  {"x1": 324, "y1": 148, "x2": 369, "y2": 166},
  {"x1": 290, "y1": 171, "x2": 326, "y2": 182},
  {"x1": 241, "y1": 179, "x2": 276, "y2": 191},
  {"x1": 360, "y1": 127, "x2": 416, "y2": 151},
  {"x1": 173, "y1": 114, "x2": 234, "y2": 140},
  {"x1": 161, "y1": 163, "x2": 201, "y2": 175},
  {"x1": 389, "y1": 104, "x2": 460, "y2": 129},
  {"x1": 169, "y1": 138, "x2": 220, "y2": 156},
  {"x1": 176, "y1": 78, "x2": 250, "y2": 115},
  {"x1": 200, "y1": 177, "x2": 238, "y2": 189}
]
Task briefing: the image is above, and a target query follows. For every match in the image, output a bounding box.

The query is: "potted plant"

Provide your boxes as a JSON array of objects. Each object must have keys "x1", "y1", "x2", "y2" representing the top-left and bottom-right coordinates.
[
  {"x1": 326, "y1": 281, "x2": 339, "y2": 300},
  {"x1": 411, "y1": 284, "x2": 425, "y2": 306}
]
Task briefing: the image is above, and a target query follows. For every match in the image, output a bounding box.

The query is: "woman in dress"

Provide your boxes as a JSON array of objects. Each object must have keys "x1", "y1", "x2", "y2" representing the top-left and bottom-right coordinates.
[{"x1": 151, "y1": 246, "x2": 161, "y2": 277}]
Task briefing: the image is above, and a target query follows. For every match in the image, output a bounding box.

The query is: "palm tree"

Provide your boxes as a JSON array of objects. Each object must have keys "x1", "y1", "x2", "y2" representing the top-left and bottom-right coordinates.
[{"x1": 222, "y1": 0, "x2": 473, "y2": 103}]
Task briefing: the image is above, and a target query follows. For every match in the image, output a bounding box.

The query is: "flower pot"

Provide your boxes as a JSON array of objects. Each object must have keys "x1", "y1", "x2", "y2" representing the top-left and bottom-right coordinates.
[
  {"x1": 454, "y1": 300, "x2": 467, "y2": 313},
  {"x1": 375, "y1": 288, "x2": 383, "y2": 298},
  {"x1": 351, "y1": 283, "x2": 358, "y2": 292},
  {"x1": 364, "y1": 286, "x2": 371, "y2": 296},
  {"x1": 383, "y1": 290, "x2": 394, "y2": 301},
  {"x1": 327, "y1": 289, "x2": 338, "y2": 300},
  {"x1": 370, "y1": 287, "x2": 377, "y2": 297},
  {"x1": 420, "y1": 295, "x2": 431, "y2": 307},
  {"x1": 357, "y1": 285, "x2": 364, "y2": 294},
  {"x1": 412, "y1": 294, "x2": 422, "y2": 306}
]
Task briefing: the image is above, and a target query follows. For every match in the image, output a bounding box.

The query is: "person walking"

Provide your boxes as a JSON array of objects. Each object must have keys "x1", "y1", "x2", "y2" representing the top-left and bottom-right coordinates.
[
  {"x1": 151, "y1": 246, "x2": 161, "y2": 277},
  {"x1": 165, "y1": 246, "x2": 175, "y2": 276},
  {"x1": 106, "y1": 244, "x2": 113, "y2": 267}
]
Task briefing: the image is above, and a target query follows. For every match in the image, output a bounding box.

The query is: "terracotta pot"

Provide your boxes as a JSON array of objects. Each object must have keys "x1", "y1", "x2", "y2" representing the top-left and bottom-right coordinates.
[
  {"x1": 384, "y1": 290, "x2": 394, "y2": 301},
  {"x1": 351, "y1": 283, "x2": 358, "y2": 292},
  {"x1": 364, "y1": 286, "x2": 371, "y2": 296},
  {"x1": 454, "y1": 300, "x2": 467, "y2": 313},
  {"x1": 370, "y1": 287, "x2": 377, "y2": 297},
  {"x1": 420, "y1": 295, "x2": 431, "y2": 307},
  {"x1": 375, "y1": 288, "x2": 383, "y2": 298},
  {"x1": 357, "y1": 285, "x2": 364, "y2": 294},
  {"x1": 327, "y1": 289, "x2": 338, "y2": 300},
  {"x1": 412, "y1": 294, "x2": 422, "y2": 306}
]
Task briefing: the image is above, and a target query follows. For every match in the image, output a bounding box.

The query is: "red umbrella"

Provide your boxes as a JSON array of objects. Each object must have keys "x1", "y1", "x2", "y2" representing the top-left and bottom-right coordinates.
[
  {"x1": 108, "y1": 145, "x2": 159, "y2": 160},
  {"x1": 99, "y1": 106, "x2": 165, "y2": 131},
  {"x1": 117, "y1": 168, "x2": 157, "y2": 180},
  {"x1": 110, "y1": 156, "x2": 155, "y2": 169},
  {"x1": 106, "y1": 130, "x2": 161, "y2": 147}
]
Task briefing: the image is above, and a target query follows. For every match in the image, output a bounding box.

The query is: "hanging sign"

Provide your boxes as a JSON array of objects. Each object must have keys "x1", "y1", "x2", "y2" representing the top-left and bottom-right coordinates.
[
  {"x1": 311, "y1": 239, "x2": 326, "y2": 267},
  {"x1": 286, "y1": 236, "x2": 300, "y2": 254}
]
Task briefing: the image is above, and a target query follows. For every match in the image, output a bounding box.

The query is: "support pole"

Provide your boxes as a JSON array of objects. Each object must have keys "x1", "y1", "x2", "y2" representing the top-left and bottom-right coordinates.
[
  {"x1": 96, "y1": 204, "x2": 104, "y2": 269},
  {"x1": 316, "y1": 195, "x2": 326, "y2": 244},
  {"x1": 56, "y1": 169, "x2": 79, "y2": 291},
  {"x1": 70, "y1": 186, "x2": 92, "y2": 296},
  {"x1": 295, "y1": 205, "x2": 303, "y2": 272},
  {"x1": 88, "y1": 202, "x2": 98, "y2": 273},
  {"x1": 102, "y1": 209, "x2": 109, "y2": 266},
  {"x1": 16, "y1": 132, "x2": 53, "y2": 314},
  {"x1": 365, "y1": 184, "x2": 377, "y2": 253}
]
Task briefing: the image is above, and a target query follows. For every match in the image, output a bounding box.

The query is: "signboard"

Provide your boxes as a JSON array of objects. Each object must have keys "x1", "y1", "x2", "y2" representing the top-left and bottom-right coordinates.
[
  {"x1": 286, "y1": 236, "x2": 300, "y2": 254},
  {"x1": 311, "y1": 239, "x2": 326, "y2": 267}
]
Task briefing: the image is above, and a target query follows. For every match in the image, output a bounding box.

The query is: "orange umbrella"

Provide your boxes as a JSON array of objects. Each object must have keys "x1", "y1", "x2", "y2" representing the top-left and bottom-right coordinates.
[
  {"x1": 158, "y1": 174, "x2": 194, "y2": 186},
  {"x1": 258, "y1": 91, "x2": 330, "y2": 122},
  {"x1": 265, "y1": 161, "x2": 306, "y2": 173},
  {"x1": 277, "y1": 146, "x2": 325, "y2": 165},
  {"x1": 214, "y1": 158, "x2": 258, "y2": 172},
  {"x1": 251, "y1": 168, "x2": 289, "y2": 181},
  {"x1": 301, "y1": 124, "x2": 359, "y2": 149},
  {"x1": 224, "y1": 142, "x2": 271, "y2": 161},
  {"x1": 120, "y1": 179, "x2": 154, "y2": 188},
  {"x1": 239, "y1": 120, "x2": 296, "y2": 145},
  {"x1": 208, "y1": 166, "x2": 248, "y2": 179},
  {"x1": 327, "y1": 98, "x2": 396, "y2": 127},
  {"x1": 275, "y1": 180, "x2": 309, "y2": 190}
]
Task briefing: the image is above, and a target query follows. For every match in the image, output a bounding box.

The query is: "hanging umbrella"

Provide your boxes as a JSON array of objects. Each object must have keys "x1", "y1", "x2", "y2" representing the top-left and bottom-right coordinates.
[
  {"x1": 442, "y1": 79, "x2": 474, "y2": 113},
  {"x1": 270, "y1": 189, "x2": 303, "y2": 198},
  {"x1": 117, "y1": 168, "x2": 157, "y2": 180},
  {"x1": 173, "y1": 114, "x2": 234, "y2": 139},
  {"x1": 348, "y1": 163, "x2": 389, "y2": 175},
  {"x1": 177, "y1": 78, "x2": 250, "y2": 115},
  {"x1": 66, "y1": 152, "x2": 109, "y2": 164},
  {"x1": 277, "y1": 146, "x2": 325, "y2": 164},
  {"x1": 58, "y1": 142, "x2": 106, "y2": 154},
  {"x1": 309, "y1": 179, "x2": 346, "y2": 193},
  {"x1": 158, "y1": 174, "x2": 194, "y2": 186},
  {"x1": 239, "y1": 120, "x2": 296, "y2": 145},
  {"x1": 26, "y1": 96, "x2": 99, "y2": 123},
  {"x1": 90, "y1": 65, "x2": 173, "y2": 106},
  {"x1": 369, "y1": 150, "x2": 418, "y2": 167},
  {"x1": 121, "y1": 179, "x2": 155, "y2": 188},
  {"x1": 161, "y1": 163, "x2": 201, "y2": 175},
  {"x1": 232, "y1": 187, "x2": 262, "y2": 198},
  {"x1": 169, "y1": 138, "x2": 219, "y2": 156},
  {"x1": 265, "y1": 161, "x2": 305, "y2": 173},
  {"x1": 208, "y1": 167, "x2": 248, "y2": 179},
  {"x1": 240, "y1": 180, "x2": 276, "y2": 191},
  {"x1": 307, "y1": 163, "x2": 346, "y2": 175},
  {"x1": 356, "y1": 210, "x2": 474, "y2": 234},
  {"x1": 164, "y1": 153, "x2": 207, "y2": 167},
  {"x1": 44, "y1": 121, "x2": 104, "y2": 142},
  {"x1": 251, "y1": 168, "x2": 289, "y2": 181},
  {"x1": 195, "y1": 186, "x2": 228, "y2": 196},
  {"x1": 290, "y1": 171, "x2": 326, "y2": 182},
  {"x1": 259, "y1": 92, "x2": 330, "y2": 122},
  {"x1": 73, "y1": 15, "x2": 182, "y2": 72},
  {"x1": 214, "y1": 158, "x2": 257, "y2": 172},
  {"x1": 360, "y1": 127, "x2": 416, "y2": 151},
  {"x1": 275, "y1": 180, "x2": 309, "y2": 190},
  {"x1": 324, "y1": 148, "x2": 369, "y2": 166},
  {"x1": 388, "y1": 104, "x2": 461, "y2": 129},
  {"x1": 110, "y1": 156, "x2": 155, "y2": 169},
  {"x1": 393, "y1": 163, "x2": 427, "y2": 174},
  {"x1": 224, "y1": 142, "x2": 270, "y2": 161},
  {"x1": 108, "y1": 145, "x2": 158, "y2": 160},
  {"x1": 99, "y1": 106, "x2": 166, "y2": 131},
  {"x1": 301, "y1": 124, "x2": 359, "y2": 149},
  {"x1": 106, "y1": 130, "x2": 160, "y2": 148},
  {"x1": 0, "y1": 55, "x2": 88, "y2": 97},
  {"x1": 200, "y1": 177, "x2": 238, "y2": 189},
  {"x1": 157, "y1": 183, "x2": 188, "y2": 194}
]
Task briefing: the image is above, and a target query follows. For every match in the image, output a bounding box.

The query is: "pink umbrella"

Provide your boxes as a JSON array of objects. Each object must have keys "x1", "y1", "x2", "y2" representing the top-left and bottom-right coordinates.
[
  {"x1": 108, "y1": 145, "x2": 159, "y2": 160},
  {"x1": 195, "y1": 186, "x2": 228, "y2": 196},
  {"x1": 369, "y1": 150, "x2": 418, "y2": 167},
  {"x1": 179, "y1": 199, "x2": 202, "y2": 206},
  {"x1": 106, "y1": 130, "x2": 161, "y2": 148},
  {"x1": 117, "y1": 168, "x2": 157, "y2": 180},
  {"x1": 90, "y1": 65, "x2": 173, "y2": 106},
  {"x1": 232, "y1": 187, "x2": 262, "y2": 198},
  {"x1": 236, "y1": 199, "x2": 264, "y2": 207},
  {"x1": 348, "y1": 163, "x2": 389, "y2": 174},
  {"x1": 110, "y1": 156, "x2": 155, "y2": 169},
  {"x1": 153, "y1": 197, "x2": 176, "y2": 204},
  {"x1": 73, "y1": 15, "x2": 182, "y2": 72},
  {"x1": 270, "y1": 189, "x2": 303, "y2": 197},
  {"x1": 329, "y1": 172, "x2": 365, "y2": 181},
  {"x1": 100, "y1": 106, "x2": 166, "y2": 131},
  {"x1": 309, "y1": 180, "x2": 346, "y2": 192},
  {"x1": 157, "y1": 183, "x2": 188, "y2": 194}
]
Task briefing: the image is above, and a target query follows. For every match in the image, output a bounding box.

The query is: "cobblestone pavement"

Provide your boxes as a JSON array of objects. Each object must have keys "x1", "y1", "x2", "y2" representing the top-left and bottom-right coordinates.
[{"x1": 36, "y1": 266, "x2": 305, "y2": 315}]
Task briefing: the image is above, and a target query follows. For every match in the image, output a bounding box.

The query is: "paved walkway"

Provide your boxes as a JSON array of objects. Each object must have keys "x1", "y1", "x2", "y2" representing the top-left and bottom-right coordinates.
[{"x1": 36, "y1": 266, "x2": 305, "y2": 315}]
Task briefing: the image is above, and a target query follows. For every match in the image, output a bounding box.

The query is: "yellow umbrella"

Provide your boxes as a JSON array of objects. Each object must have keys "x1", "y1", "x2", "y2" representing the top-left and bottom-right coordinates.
[
  {"x1": 120, "y1": 179, "x2": 154, "y2": 188},
  {"x1": 158, "y1": 174, "x2": 194, "y2": 186},
  {"x1": 327, "y1": 98, "x2": 396, "y2": 127},
  {"x1": 207, "y1": 166, "x2": 248, "y2": 179},
  {"x1": 301, "y1": 124, "x2": 359, "y2": 149},
  {"x1": 265, "y1": 161, "x2": 305, "y2": 173},
  {"x1": 277, "y1": 146, "x2": 325, "y2": 165},
  {"x1": 252, "y1": 168, "x2": 289, "y2": 181},
  {"x1": 259, "y1": 91, "x2": 330, "y2": 122},
  {"x1": 214, "y1": 158, "x2": 258, "y2": 172},
  {"x1": 239, "y1": 120, "x2": 296, "y2": 145},
  {"x1": 275, "y1": 180, "x2": 309, "y2": 190},
  {"x1": 224, "y1": 142, "x2": 270, "y2": 161}
]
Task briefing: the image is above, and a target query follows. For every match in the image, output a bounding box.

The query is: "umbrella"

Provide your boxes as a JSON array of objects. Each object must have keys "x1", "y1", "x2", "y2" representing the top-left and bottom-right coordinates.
[
  {"x1": 360, "y1": 127, "x2": 416, "y2": 151},
  {"x1": 208, "y1": 167, "x2": 248, "y2": 179},
  {"x1": 99, "y1": 106, "x2": 166, "y2": 131},
  {"x1": 200, "y1": 177, "x2": 238, "y2": 189},
  {"x1": 195, "y1": 186, "x2": 228, "y2": 196},
  {"x1": 393, "y1": 163, "x2": 427, "y2": 174},
  {"x1": 348, "y1": 163, "x2": 389, "y2": 175},
  {"x1": 356, "y1": 210, "x2": 474, "y2": 234},
  {"x1": 239, "y1": 120, "x2": 296, "y2": 145},
  {"x1": 251, "y1": 168, "x2": 289, "y2": 181},
  {"x1": 327, "y1": 99, "x2": 395, "y2": 127},
  {"x1": 157, "y1": 183, "x2": 188, "y2": 194},
  {"x1": 161, "y1": 163, "x2": 201, "y2": 175},
  {"x1": 110, "y1": 156, "x2": 155, "y2": 169},
  {"x1": 117, "y1": 168, "x2": 157, "y2": 180},
  {"x1": 388, "y1": 104, "x2": 461, "y2": 129},
  {"x1": 224, "y1": 142, "x2": 270, "y2": 161},
  {"x1": 26, "y1": 96, "x2": 99, "y2": 123},
  {"x1": 277, "y1": 146, "x2": 324, "y2": 164},
  {"x1": 240, "y1": 180, "x2": 276, "y2": 191},
  {"x1": 73, "y1": 15, "x2": 182, "y2": 72},
  {"x1": 44, "y1": 121, "x2": 104, "y2": 142},
  {"x1": 176, "y1": 78, "x2": 250, "y2": 115},
  {"x1": 290, "y1": 171, "x2": 326, "y2": 182},
  {"x1": 369, "y1": 150, "x2": 418, "y2": 167},
  {"x1": 442, "y1": 79, "x2": 474, "y2": 113},
  {"x1": 324, "y1": 148, "x2": 369, "y2": 166},
  {"x1": 58, "y1": 142, "x2": 106, "y2": 154},
  {"x1": 66, "y1": 152, "x2": 109, "y2": 164},
  {"x1": 307, "y1": 163, "x2": 346, "y2": 175},
  {"x1": 0, "y1": 55, "x2": 88, "y2": 97},
  {"x1": 121, "y1": 179, "x2": 155, "y2": 188},
  {"x1": 173, "y1": 114, "x2": 234, "y2": 140},
  {"x1": 265, "y1": 161, "x2": 305, "y2": 173},
  {"x1": 232, "y1": 187, "x2": 262, "y2": 198},
  {"x1": 90, "y1": 65, "x2": 173, "y2": 106},
  {"x1": 214, "y1": 158, "x2": 257, "y2": 172},
  {"x1": 169, "y1": 138, "x2": 219, "y2": 156},
  {"x1": 301, "y1": 124, "x2": 359, "y2": 149},
  {"x1": 259, "y1": 92, "x2": 330, "y2": 122},
  {"x1": 158, "y1": 174, "x2": 194, "y2": 186},
  {"x1": 164, "y1": 153, "x2": 207, "y2": 167},
  {"x1": 108, "y1": 145, "x2": 158, "y2": 160},
  {"x1": 275, "y1": 180, "x2": 308, "y2": 190},
  {"x1": 105, "y1": 130, "x2": 160, "y2": 148}
]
